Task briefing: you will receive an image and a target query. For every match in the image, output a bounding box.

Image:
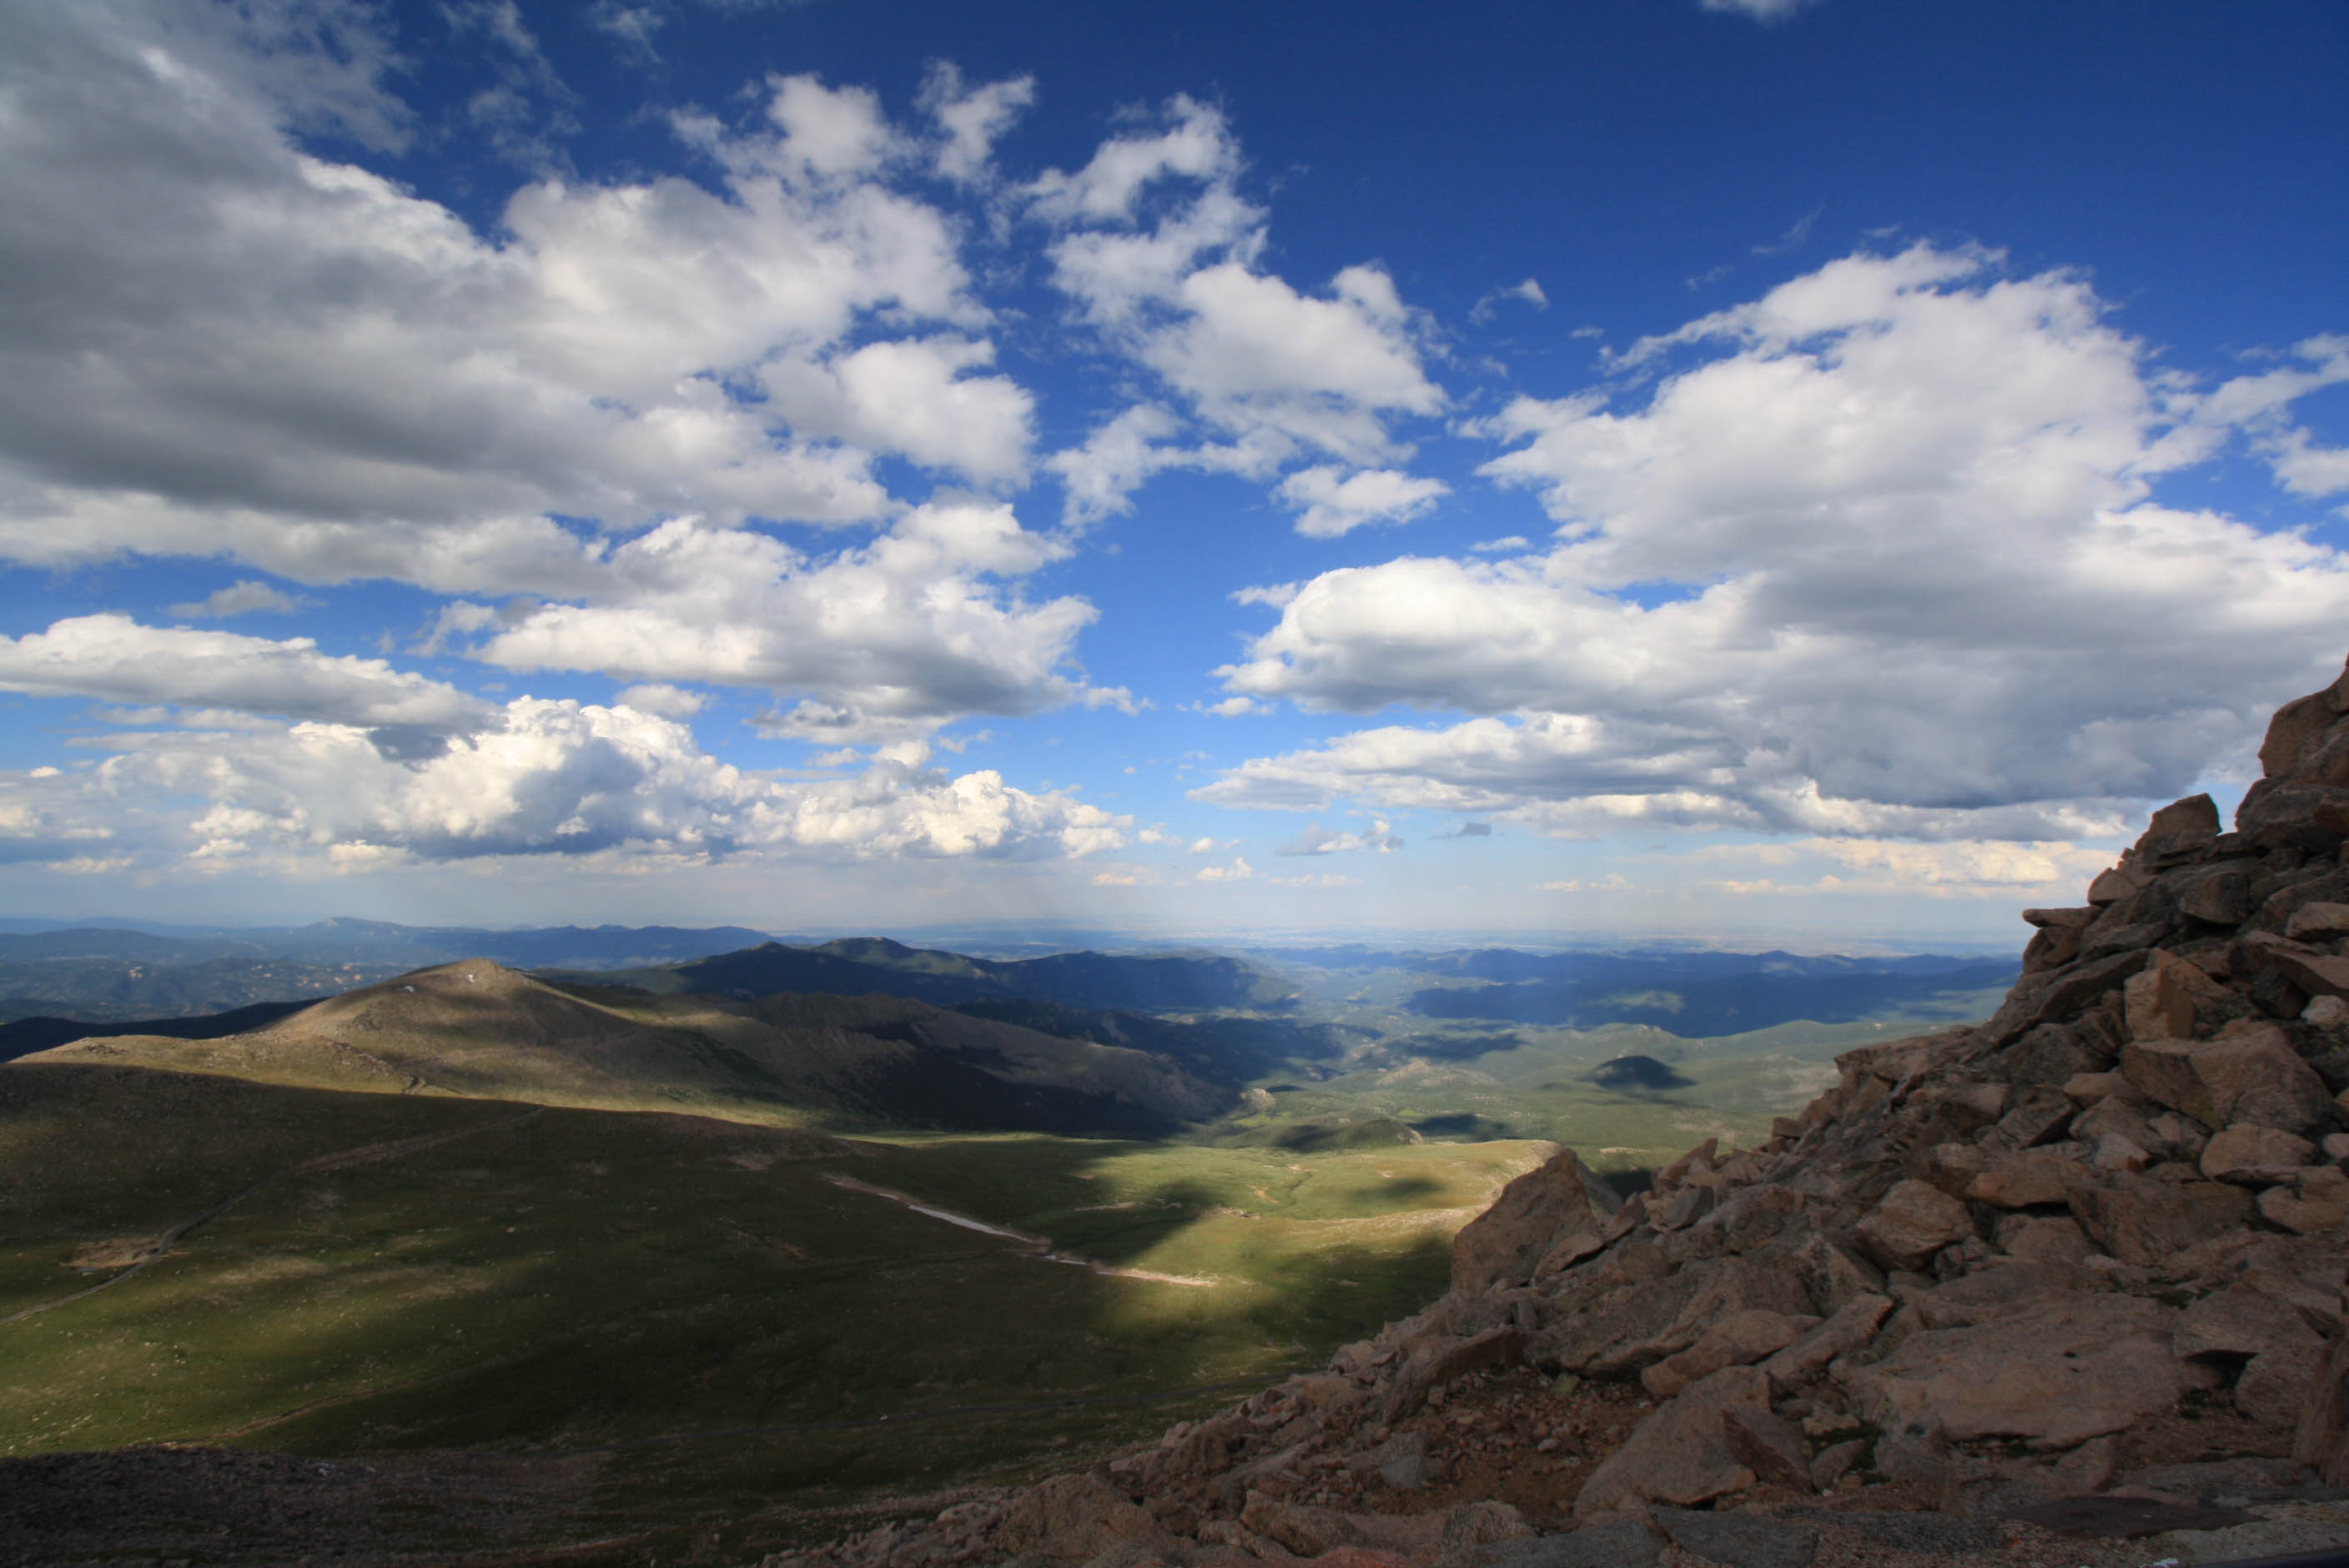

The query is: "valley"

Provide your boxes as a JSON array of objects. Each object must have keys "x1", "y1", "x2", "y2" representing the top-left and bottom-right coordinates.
[{"x1": 0, "y1": 926, "x2": 2011, "y2": 1562}]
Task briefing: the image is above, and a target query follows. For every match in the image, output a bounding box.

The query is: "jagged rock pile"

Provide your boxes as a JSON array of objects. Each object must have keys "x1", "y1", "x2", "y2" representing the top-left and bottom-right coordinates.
[{"x1": 767, "y1": 664, "x2": 2349, "y2": 1568}]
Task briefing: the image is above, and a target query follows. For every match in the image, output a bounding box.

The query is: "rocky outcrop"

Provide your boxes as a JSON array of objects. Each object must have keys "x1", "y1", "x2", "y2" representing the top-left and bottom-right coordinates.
[
  {"x1": 762, "y1": 661, "x2": 2349, "y2": 1568},
  {"x1": 1450, "y1": 1148, "x2": 1619, "y2": 1292}
]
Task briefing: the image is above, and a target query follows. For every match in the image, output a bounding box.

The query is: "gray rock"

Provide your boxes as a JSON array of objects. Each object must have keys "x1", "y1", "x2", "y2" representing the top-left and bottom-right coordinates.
[
  {"x1": 1871, "y1": 1418, "x2": 1953, "y2": 1485},
  {"x1": 1652, "y1": 1508, "x2": 1819, "y2": 1568},
  {"x1": 1780, "y1": 1509, "x2": 2002, "y2": 1553},
  {"x1": 2002, "y1": 1495, "x2": 2257, "y2": 1539},
  {"x1": 1471, "y1": 1521, "x2": 1660, "y2": 1568},
  {"x1": 1346, "y1": 1430, "x2": 1436, "y2": 1490}
]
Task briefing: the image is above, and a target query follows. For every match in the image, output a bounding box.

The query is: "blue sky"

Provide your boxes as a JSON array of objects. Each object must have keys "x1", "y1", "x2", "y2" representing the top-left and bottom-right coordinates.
[{"x1": 2, "y1": 0, "x2": 2346, "y2": 946}]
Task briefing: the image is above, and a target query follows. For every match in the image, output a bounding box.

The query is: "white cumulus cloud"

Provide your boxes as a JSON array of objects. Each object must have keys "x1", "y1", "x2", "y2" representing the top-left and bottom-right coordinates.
[
  {"x1": 23, "y1": 696, "x2": 1126, "y2": 869},
  {"x1": 0, "y1": 616, "x2": 497, "y2": 739},
  {"x1": 1030, "y1": 98, "x2": 1444, "y2": 522},
  {"x1": 0, "y1": 9, "x2": 999, "y2": 581},
  {"x1": 1204, "y1": 246, "x2": 2349, "y2": 838},
  {"x1": 1275, "y1": 465, "x2": 1450, "y2": 539},
  {"x1": 1275, "y1": 820, "x2": 1403, "y2": 856}
]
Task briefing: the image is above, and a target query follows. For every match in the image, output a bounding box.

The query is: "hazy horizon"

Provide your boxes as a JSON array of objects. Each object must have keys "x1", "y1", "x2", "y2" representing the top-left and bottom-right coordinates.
[{"x1": 0, "y1": 908, "x2": 2035, "y2": 960}]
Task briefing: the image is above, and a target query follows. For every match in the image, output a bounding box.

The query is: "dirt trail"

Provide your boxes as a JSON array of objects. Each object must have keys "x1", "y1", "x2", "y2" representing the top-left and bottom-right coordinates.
[
  {"x1": 1, "y1": 1108, "x2": 544, "y2": 1327},
  {"x1": 819, "y1": 1172, "x2": 1219, "y2": 1287}
]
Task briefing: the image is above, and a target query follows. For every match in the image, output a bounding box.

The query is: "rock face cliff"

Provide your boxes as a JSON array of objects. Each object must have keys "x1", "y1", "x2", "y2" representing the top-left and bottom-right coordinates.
[{"x1": 771, "y1": 666, "x2": 2349, "y2": 1568}]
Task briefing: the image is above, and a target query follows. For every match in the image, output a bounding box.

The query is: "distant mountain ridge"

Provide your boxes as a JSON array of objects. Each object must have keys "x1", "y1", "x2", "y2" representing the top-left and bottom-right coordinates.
[
  {"x1": 29, "y1": 959, "x2": 1235, "y2": 1135},
  {"x1": 588, "y1": 936, "x2": 1300, "y2": 1015},
  {"x1": 0, "y1": 921, "x2": 780, "y2": 1025},
  {"x1": 0, "y1": 919, "x2": 775, "y2": 968},
  {"x1": 1406, "y1": 955, "x2": 2020, "y2": 1036}
]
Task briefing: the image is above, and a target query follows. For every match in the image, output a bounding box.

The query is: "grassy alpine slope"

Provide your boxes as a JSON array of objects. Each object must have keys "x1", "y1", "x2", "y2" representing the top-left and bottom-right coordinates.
[{"x1": 0, "y1": 1056, "x2": 1542, "y2": 1560}]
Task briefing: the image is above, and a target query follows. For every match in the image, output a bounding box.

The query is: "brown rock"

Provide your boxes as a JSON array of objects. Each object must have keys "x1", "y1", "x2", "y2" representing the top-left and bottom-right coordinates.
[
  {"x1": 1969, "y1": 1150, "x2": 2091, "y2": 1209},
  {"x1": 1451, "y1": 1148, "x2": 1620, "y2": 1292},
  {"x1": 2065, "y1": 1070, "x2": 2135, "y2": 1104},
  {"x1": 2004, "y1": 1023, "x2": 2103, "y2": 1086},
  {"x1": 2261, "y1": 676, "x2": 2349, "y2": 778},
  {"x1": 1784, "y1": 1231, "x2": 1886, "y2": 1316},
  {"x1": 1572, "y1": 1364, "x2": 1772, "y2": 1519},
  {"x1": 2175, "y1": 1284, "x2": 2325, "y2": 1361},
  {"x1": 2288, "y1": 902, "x2": 2349, "y2": 942},
  {"x1": 2120, "y1": 1025, "x2": 2336, "y2": 1133},
  {"x1": 1939, "y1": 1079, "x2": 2011, "y2": 1129},
  {"x1": 1993, "y1": 1213, "x2": 2099, "y2": 1264},
  {"x1": 1437, "y1": 1501, "x2": 1537, "y2": 1564},
  {"x1": 1237, "y1": 1499, "x2": 1443, "y2": 1560},
  {"x1": 1696, "y1": 1182, "x2": 1808, "y2": 1256},
  {"x1": 2024, "y1": 922, "x2": 2081, "y2": 973},
  {"x1": 2091, "y1": 1133, "x2": 2153, "y2": 1173},
  {"x1": 997, "y1": 1475, "x2": 1164, "y2": 1560},
  {"x1": 1658, "y1": 1138, "x2": 1719, "y2": 1185},
  {"x1": 1539, "y1": 1255, "x2": 1814, "y2": 1379},
  {"x1": 2296, "y1": 1330, "x2": 2349, "y2": 1486},
  {"x1": 1760, "y1": 1292, "x2": 1894, "y2": 1394},
  {"x1": 2259, "y1": 1164, "x2": 2349, "y2": 1234},
  {"x1": 1909, "y1": 1262, "x2": 2097, "y2": 1329},
  {"x1": 2124, "y1": 950, "x2": 2232, "y2": 1042},
  {"x1": 2236, "y1": 779, "x2": 2349, "y2": 852},
  {"x1": 1652, "y1": 1184, "x2": 1714, "y2": 1231},
  {"x1": 1919, "y1": 1140, "x2": 1989, "y2": 1199},
  {"x1": 1810, "y1": 1439, "x2": 1864, "y2": 1491},
  {"x1": 1378, "y1": 1326, "x2": 1525, "y2": 1421},
  {"x1": 2177, "y1": 865, "x2": 2256, "y2": 927},
  {"x1": 2145, "y1": 793, "x2": 2224, "y2": 842},
  {"x1": 2066, "y1": 1171, "x2": 2214, "y2": 1268},
  {"x1": 1840, "y1": 1290, "x2": 2185, "y2": 1449},
  {"x1": 1989, "y1": 1083, "x2": 2080, "y2": 1148},
  {"x1": 2088, "y1": 862, "x2": 2149, "y2": 907},
  {"x1": 2023, "y1": 909, "x2": 2094, "y2": 972},
  {"x1": 2200, "y1": 1123, "x2": 2318, "y2": 1184},
  {"x1": 2146, "y1": 1110, "x2": 2211, "y2": 1161},
  {"x1": 1854, "y1": 1179, "x2": 1976, "y2": 1271},
  {"x1": 2269, "y1": 945, "x2": 2349, "y2": 1003},
  {"x1": 2181, "y1": 1178, "x2": 2258, "y2": 1231},
  {"x1": 2073, "y1": 1089, "x2": 2155, "y2": 1143},
  {"x1": 1722, "y1": 1405, "x2": 1813, "y2": 1491},
  {"x1": 1974, "y1": 951, "x2": 2151, "y2": 1053},
  {"x1": 2242, "y1": 1341, "x2": 2333, "y2": 1430},
  {"x1": 1639, "y1": 1309, "x2": 1818, "y2": 1400}
]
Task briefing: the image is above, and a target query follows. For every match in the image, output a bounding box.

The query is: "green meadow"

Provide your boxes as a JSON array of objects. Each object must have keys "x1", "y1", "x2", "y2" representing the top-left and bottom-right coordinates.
[{"x1": 0, "y1": 1062, "x2": 1544, "y2": 1556}]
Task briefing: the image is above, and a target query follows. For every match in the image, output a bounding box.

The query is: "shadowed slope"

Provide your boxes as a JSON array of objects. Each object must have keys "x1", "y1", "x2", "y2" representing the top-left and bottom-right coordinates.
[
  {"x1": 582, "y1": 939, "x2": 1297, "y2": 1014},
  {"x1": 28, "y1": 962, "x2": 1234, "y2": 1134}
]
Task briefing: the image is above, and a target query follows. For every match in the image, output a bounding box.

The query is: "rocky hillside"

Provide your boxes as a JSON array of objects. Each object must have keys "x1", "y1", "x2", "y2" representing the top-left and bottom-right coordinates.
[{"x1": 766, "y1": 665, "x2": 2349, "y2": 1567}]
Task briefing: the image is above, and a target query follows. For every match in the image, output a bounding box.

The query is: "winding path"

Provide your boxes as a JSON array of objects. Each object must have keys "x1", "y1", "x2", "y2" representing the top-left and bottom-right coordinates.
[{"x1": 819, "y1": 1172, "x2": 1220, "y2": 1287}]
